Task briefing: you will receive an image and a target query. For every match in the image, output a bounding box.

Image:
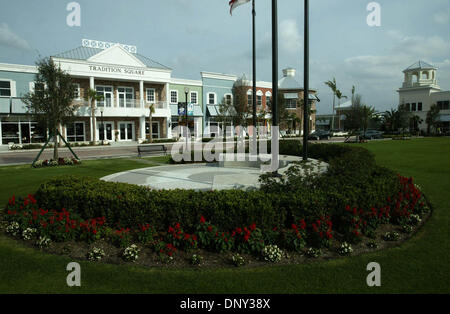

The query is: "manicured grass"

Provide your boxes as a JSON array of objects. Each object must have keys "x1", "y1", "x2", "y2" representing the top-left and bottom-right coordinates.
[{"x1": 0, "y1": 139, "x2": 449, "y2": 293}]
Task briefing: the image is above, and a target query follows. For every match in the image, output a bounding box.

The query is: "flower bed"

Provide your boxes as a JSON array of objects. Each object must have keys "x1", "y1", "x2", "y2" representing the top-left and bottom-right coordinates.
[
  {"x1": 33, "y1": 158, "x2": 81, "y2": 168},
  {"x1": 0, "y1": 143, "x2": 433, "y2": 267}
]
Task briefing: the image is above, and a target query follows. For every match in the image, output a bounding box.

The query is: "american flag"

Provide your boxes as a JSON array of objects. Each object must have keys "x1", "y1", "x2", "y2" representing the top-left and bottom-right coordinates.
[{"x1": 229, "y1": 0, "x2": 251, "y2": 16}]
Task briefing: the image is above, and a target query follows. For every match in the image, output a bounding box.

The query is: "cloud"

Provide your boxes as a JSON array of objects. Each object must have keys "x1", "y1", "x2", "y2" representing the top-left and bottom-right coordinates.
[
  {"x1": 280, "y1": 19, "x2": 302, "y2": 54},
  {"x1": 0, "y1": 23, "x2": 32, "y2": 51},
  {"x1": 433, "y1": 12, "x2": 449, "y2": 24},
  {"x1": 391, "y1": 33, "x2": 450, "y2": 58}
]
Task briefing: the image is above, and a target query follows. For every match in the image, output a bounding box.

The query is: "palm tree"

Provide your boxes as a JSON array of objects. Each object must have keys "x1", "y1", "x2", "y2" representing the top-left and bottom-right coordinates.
[
  {"x1": 147, "y1": 104, "x2": 156, "y2": 143},
  {"x1": 383, "y1": 109, "x2": 398, "y2": 133},
  {"x1": 410, "y1": 115, "x2": 423, "y2": 135},
  {"x1": 324, "y1": 78, "x2": 337, "y2": 129},
  {"x1": 335, "y1": 90, "x2": 348, "y2": 130},
  {"x1": 426, "y1": 104, "x2": 440, "y2": 134},
  {"x1": 84, "y1": 89, "x2": 104, "y2": 143},
  {"x1": 361, "y1": 105, "x2": 376, "y2": 137},
  {"x1": 351, "y1": 86, "x2": 356, "y2": 105}
]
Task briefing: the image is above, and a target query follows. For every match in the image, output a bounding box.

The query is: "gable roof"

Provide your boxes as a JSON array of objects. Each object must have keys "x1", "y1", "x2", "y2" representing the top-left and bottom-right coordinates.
[
  {"x1": 52, "y1": 46, "x2": 171, "y2": 70},
  {"x1": 404, "y1": 60, "x2": 437, "y2": 71}
]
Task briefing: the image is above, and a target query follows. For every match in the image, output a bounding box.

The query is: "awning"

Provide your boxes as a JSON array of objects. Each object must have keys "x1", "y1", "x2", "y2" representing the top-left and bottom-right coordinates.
[
  {"x1": 316, "y1": 119, "x2": 330, "y2": 126},
  {"x1": 170, "y1": 104, "x2": 203, "y2": 117},
  {"x1": 438, "y1": 115, "x2": 450, "y2": 122}
]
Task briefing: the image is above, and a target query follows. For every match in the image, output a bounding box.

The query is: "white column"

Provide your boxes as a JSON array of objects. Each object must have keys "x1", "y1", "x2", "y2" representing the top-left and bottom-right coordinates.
[
  {"x1": 140, "y1": 80, "x2": 144, "y2": 108},
  {"x1": 165, "y1": 82, "x2": 171, "y2": 138},
  {"x1": 139, "y1": 116, "x2": 146, "y2": 143},
  {"x1": 89, "y1": 77, "x2": 95, "y2": 142},
  {"x1": 195, "y1": 117, "x2": 203, "y2": 140},
  {"x1": 0, "y1": 117, "x2": 2, "y2": 146}
]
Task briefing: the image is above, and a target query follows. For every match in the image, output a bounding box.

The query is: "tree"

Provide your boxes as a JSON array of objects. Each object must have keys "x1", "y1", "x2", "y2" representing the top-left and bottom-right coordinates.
[
  {"x1": 382, "y1": 109, "x2": 398, "y2": 133},
  {"x1": 410, "y1": 115, "x2": 423, "y2": 135},
  {"x1": 84, "y1": 88, "x2": 104, "y2": 144},
  {"x1": 23, "y1": 58, "x2": 77, "y2": 160},
  {"x1": 397, "y1": 104, "x2": 412, "y2": 135},
  {"x1": 426, "y1": 104, "x2": 440, "y2": 134},
  {"x1": 147, "y1": 104, "x2": 155, "y2": 142},
  {"x1": 267, "y1": 90, "x2": 290, "y2": 133},
  {"x1": 324, "y1": 78, "x2": 337, "y2": 129},
  {"x1": 360, "y1": 105, "x2": 376, "y2": 136},
  {"x1": 343, "y1": 94, "x2": 375, "y2": 137},
  {"x1": 231, "y1": 75, "x2": 251, "y2": 128}
]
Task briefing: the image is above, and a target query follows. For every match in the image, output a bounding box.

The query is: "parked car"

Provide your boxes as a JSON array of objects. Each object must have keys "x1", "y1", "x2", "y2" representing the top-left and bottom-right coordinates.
[
  {"x1": 308, "y1": 130, "x2": 332, "y2": 141},
  {"x1": 331, "y1": 130, "x2": 349, "y2": 137},
  {"x1": 361, "y1": 130, "x2": 383, "y2": 140}
]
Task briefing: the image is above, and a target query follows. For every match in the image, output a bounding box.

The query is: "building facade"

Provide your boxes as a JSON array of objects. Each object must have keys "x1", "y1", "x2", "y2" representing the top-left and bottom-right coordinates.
[
  {"x1": 0, "y1": 39, "x2": 323, "y2": 147},
  {"x1": 398, "y1": 61, "x2": 450, "y2": 132}
]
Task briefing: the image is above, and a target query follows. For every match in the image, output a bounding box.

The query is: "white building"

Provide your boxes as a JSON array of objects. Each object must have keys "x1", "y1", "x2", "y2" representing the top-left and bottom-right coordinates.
[{"x1": 398, "y1": 61, "x2": 450, "y2": 132}]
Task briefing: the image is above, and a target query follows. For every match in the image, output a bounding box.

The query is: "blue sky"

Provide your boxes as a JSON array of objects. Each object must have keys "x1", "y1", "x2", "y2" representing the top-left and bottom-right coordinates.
[{"x1": 1, "y1": 0, "x2": 450, "y2": 114}]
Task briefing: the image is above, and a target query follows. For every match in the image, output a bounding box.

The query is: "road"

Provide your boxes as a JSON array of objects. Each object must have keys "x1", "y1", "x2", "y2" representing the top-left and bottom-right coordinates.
[{"x1": 0, "y1": 138, "x2": 352, "y2": 166}]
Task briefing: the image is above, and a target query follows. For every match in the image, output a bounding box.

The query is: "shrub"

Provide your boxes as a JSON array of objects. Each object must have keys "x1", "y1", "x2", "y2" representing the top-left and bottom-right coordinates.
[
  {"x1": 338, "y1": 242, "x2": 353, "y2": 256},
  {"x1": 190, "y1": 254, "x2": 203, "y2": 266},
  {"x1": 262, "y1": 245, "x2": 283, "y2": 263},
  {"x1": 232, "y1": 254, "x2": 245, "y2": 267},
  {"x1": 87, "y1": 247, "x2": 105, "y2": 261},
  {"x1": 36, "y1": 236, "x2": 52, "y2": 249},
  {"x1": 123, "y1": 244, "x2": 140, "y2": 262}
]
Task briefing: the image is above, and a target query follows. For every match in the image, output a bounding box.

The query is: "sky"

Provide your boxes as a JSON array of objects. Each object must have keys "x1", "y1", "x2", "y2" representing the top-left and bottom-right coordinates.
[{"x1": 1, "y1": 0, "x2": 450, "y2": 115}]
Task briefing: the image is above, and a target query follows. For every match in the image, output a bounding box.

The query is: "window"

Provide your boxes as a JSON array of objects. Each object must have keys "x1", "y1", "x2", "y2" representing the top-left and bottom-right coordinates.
[
  {"x1": 66, "y1": 122, "x2": 85, "y2": 142},
  {"x1": 225, "y1": 94, "x2": 232, "y2": 106},
  {"x1": 0, "y1": 81, "x2": 11, "y2": 97},
  {"x1": 285, "y1": 99, "x2": 297, "y2": 109},
  {"x1": 170, "y1": 90, "x2": 178, "y2": 104},
  {"x1": 440, "y1": 101, "x2": 450, "y2": 110},
  {"x1": 208, "y1": 93, "x2": 216, "y2": 105},
  {"x1": 73, "y1": 83, "x2": 80, "y2": 99},
  {"x1": 190, "y1": 92, "x2": 198, "y2": 104},
  {"x1": 418, "y1": 103, "x2": 423, "y2": 111},
  {"x1": 96, "y1": 86, "x2": 113, "y2": 107},
  {"x1": 118, "y1": 87, "x2": 134, "y2": 108},
  {"x1": 146, "y1": 88, "x2": 155, "y2": 103},
  {"x1": 257, "y1": 95, "x2": 263, "y2": 107},
  {"x1": 411, "y1": 103, "x2": 416, "y2": 112},
  {"x1": 247, "y1": 94, "x2": 253, "y2": 106}
]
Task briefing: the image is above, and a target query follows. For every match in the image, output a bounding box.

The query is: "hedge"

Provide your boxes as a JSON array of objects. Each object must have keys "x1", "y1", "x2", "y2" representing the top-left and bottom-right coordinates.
[{"x1": 34, "y1": 142, "x2": 401, "y2": 234}]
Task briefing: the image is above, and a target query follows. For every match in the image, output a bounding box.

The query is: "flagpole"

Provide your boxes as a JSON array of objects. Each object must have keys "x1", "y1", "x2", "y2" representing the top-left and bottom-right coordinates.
[
  {"x1": 252, "y1": 0, "x2": 256, "y2": 130},
  {"x1": 251, "y1": 0, "x2": 258, "y2": 156},
  {"x1": 272, "y1": 0, "x2": 278, "y2": 128},
  {"x1": 303, "y1": 0, "x2": 310, "y2": 161}
]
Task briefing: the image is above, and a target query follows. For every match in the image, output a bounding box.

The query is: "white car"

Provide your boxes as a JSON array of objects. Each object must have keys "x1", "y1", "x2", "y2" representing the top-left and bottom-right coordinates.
[{"x1": 332, "y1": 130, "x2": 349, "y2": 137}]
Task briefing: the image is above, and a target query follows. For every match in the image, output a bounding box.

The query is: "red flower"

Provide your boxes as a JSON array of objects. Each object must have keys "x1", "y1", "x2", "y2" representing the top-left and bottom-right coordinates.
[
  {"x1": 244, "y1": 234, "x2": 250, "y2": 242},
  {"x1": 207, "y1": 226, "x2": 213, "y2": 232},
  {"x1": 200, "y1": 216, "x2": 206, "y2": 224},
  {"x1": 250, "y1": 223, "x2": 256, "y2": 231}
]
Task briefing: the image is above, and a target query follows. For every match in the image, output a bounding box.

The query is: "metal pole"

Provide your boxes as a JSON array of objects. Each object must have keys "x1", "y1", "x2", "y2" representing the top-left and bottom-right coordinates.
[
  {"x1": 185, "y1": 91, "x2": 188, "y2": 151},
  {"x1": 303, "y1": 0, "x2": 310, "y2": 161},
  {"x1": 252, "y1": 0, "x2": 257, "y2": 129},
  {"x1": 252, "y1": 0, "x2": 257, "y2": 153},
  {"x1": 272, "y1": 0, "x2": 278, "y2": 128},
  {"x1": 101, "y1": 111, "x2": 104, "y2": 145}
]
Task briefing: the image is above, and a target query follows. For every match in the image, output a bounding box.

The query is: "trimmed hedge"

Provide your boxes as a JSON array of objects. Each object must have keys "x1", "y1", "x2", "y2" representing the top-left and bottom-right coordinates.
[{"x1": 35, "y1": 142, "x2": 401, "y2": 234}]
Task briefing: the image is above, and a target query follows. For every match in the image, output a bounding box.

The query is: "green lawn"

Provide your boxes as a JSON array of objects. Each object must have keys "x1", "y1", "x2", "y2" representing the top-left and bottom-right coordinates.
[{"x1": 0, "y1": 138, "x2": 449, "y2": 294}]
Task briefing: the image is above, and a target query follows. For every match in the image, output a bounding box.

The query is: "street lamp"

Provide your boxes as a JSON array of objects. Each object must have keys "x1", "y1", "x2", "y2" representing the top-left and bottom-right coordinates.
[
  {"x1": 184, "y1": 87, "x2": 189, "y2": 151},
  {"x1": 303, "y1": 0, "x2": 310, "y2": 161},
  {"x1": 99, "y1": 107, "x2": 104, "y2": 145}
]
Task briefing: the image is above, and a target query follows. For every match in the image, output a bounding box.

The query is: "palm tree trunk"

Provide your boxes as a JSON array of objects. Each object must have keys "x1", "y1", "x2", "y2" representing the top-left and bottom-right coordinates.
[
  {"x1": 91, "y1": 99, "x2": 96, "y2": 144},
  {"x1": 149, "y1": 112, "x2": 153, "y2": 143},
  {"x1": 53, "y1": 127, "x2": 58, "y2": 160}
]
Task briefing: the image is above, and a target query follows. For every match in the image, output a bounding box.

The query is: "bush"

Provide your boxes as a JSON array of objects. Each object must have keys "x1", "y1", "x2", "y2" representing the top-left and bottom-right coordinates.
[{"x1": 26, "y1": 142, "x2": 417, "y2": 255}]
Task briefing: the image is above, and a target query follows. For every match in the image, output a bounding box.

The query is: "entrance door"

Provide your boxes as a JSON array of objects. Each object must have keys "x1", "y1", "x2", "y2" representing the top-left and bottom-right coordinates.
[
  {"x1": 99, "y1": 122, "x2": 114, "y2": 141},
  {"x1": 20, "y1": 123, "x2": 30, "y2": 144},
  {"x1": 119, "y1": 122, "x2": 134, "y2": 141}
]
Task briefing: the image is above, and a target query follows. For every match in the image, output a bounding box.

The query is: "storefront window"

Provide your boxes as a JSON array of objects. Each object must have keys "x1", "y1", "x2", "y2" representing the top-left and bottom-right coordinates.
[
  {"x1": 67, "y1": 122, "x2": 85, "y2": 142},
  {"x1": 146, "y1": 122, "x2": 160, "y2": 139},
  {"x1": 1, "y1": 123, "x2": 19, "y2": 144}
]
